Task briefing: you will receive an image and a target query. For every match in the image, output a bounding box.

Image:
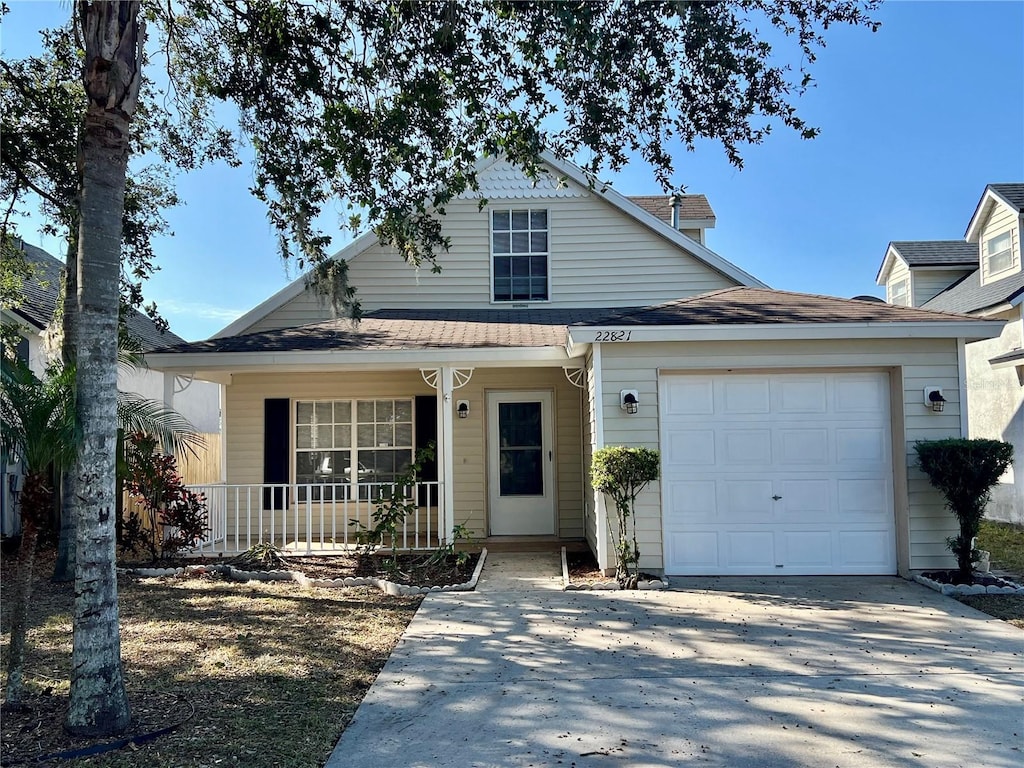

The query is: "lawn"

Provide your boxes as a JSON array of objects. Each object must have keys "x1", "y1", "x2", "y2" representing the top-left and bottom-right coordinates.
[
  {"x1": 1, "y1": 556, "x2": 420, "y2": 767},
  {"x1": 957, "y1": 519, "x2": 1024, "y2": 630}
]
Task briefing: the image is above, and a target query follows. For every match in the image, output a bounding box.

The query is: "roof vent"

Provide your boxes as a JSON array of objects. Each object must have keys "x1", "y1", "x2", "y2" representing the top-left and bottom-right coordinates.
[{"x1": 669, "y1": 193, "x2": 681, "y2": 230}]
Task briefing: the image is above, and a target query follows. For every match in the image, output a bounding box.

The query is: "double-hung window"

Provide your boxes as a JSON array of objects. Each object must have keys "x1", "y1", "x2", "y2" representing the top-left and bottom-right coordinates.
[
  {"x1": 985, "y1": 231, "x2": 1013, "y2": 277},
  {"x1": 492, "y1": 208, "x2": 549, "y2": 301},
  {"x1": 888, "y1": 277, "x2": 909, "y2": 306},
  {"x1": 295, "y1": 398, "x2": 413, "y2": 501}
]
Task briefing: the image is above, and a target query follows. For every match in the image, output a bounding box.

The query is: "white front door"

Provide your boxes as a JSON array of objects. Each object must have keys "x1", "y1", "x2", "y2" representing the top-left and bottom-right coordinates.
[{"x1": 487, "y1": 391, "x2": 555, "y2": 536}]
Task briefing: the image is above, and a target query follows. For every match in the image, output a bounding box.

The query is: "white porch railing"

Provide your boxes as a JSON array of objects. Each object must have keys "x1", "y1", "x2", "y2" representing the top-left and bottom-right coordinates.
[{"x1": 187, "y1": 481, "x2": 443, "y2": 556}]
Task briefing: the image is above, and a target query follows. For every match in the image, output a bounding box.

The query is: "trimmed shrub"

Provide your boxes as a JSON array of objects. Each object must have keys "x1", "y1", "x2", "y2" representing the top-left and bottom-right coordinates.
[{"x1": 914, "y1": 438, "x2": 1014, "y2": 582}]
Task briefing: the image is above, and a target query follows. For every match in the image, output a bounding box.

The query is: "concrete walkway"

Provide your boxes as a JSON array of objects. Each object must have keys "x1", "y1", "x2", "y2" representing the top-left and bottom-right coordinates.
[
  {"x1": 326, "y1": 577, "x2": 1023, "y2": 768},
  {"x1": 475, "y1": 551, "x2": 564, "y2": 592}
]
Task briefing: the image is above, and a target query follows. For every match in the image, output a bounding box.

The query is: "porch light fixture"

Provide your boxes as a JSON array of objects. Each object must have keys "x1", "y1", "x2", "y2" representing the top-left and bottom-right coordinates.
[
  {"x1": 456, "y1": 400, "x2": 470, "y2": 419},
  {"x1": 924, "y1": 387, "x2": 946, "y2": 413},
  {"x1": 620, "y1": 390, "x2": 639, "y2": 414}
]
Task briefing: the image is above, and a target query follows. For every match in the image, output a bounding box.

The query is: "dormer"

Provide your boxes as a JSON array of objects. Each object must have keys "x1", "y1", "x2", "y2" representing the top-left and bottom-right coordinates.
[
  {"x1": 875, "y1": 241, "x2": 977, "y2": 308},
  {"x1": 966, "y1": 184, "x2": 1024, "y2": 286},
  {"x1": 628, "y1": 194, "x2": 716, "y2": 245}
]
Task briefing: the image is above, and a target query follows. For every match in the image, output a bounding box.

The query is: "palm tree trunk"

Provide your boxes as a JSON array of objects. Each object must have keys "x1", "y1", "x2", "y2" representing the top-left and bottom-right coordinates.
[
  {"x1": 54, "y1": 236, "x2": 80, "y2": 584},
  {"x1": 2, "y1": 473, "x2": 48, "y2": 711},
  {"x1": 65, "y1": 0, "x2": 142, "y2": 737}
]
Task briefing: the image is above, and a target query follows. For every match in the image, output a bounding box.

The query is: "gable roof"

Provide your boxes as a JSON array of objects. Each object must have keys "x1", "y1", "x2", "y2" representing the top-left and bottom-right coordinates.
[
  {"x1": 627, "y1": 195, "x2": 715, "y2": 224},
  {"x1": 921, "y1": 269, "x2": 1024, "y2": 315},
  {"x1": 9, "y1": 242, "x2": 186, "y2": 351},
  {"x1": 874, "y1": 240, "x2": 978, "y2": 285},
  {"x1": 966, "y1": 183, "x2": 1024, "y2": 242},
  {"x1": 214, "y1": 153, "x2": 767, "y2": 339}
]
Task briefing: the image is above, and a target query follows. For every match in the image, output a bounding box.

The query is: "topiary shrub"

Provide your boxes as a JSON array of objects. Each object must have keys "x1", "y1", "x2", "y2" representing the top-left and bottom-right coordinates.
[
  {"x1": 914, "y1": 438, "x2": 1014, "y2": 583},
  {"x1": 591, "y1": 446, "x2": 660, "y2": 589}
]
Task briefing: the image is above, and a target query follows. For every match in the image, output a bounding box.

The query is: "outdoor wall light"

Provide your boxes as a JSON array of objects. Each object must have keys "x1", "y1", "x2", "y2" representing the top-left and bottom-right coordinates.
[
  {"x1": 456, "y1": 400, "x2": 470, "y2": 419},
  {"x1": 620, "y1": 390, "x2": 639, "y2": 414},
  {"x1": 924, "y1": 387, "x2": 946, "y2": 413}
]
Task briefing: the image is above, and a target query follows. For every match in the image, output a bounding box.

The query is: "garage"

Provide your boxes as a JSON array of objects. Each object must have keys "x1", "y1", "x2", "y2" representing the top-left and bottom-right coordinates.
[{"x1": 660, "y1": 371, "x2": 897, "y2": 576}]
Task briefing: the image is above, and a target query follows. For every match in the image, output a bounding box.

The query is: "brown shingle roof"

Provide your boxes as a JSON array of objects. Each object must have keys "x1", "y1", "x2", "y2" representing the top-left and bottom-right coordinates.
[
  {"x1": 152, "y1": 308, "x2": 630, "y2": 354},
  {"x1": 599, "y1": 287, "x2": 986, "y2": 326},
  {"x1": 153, "y1": 290, "x2": 987, "y2": 358},
  {"x1": 628, "y1": 195, "x2": 715, "y2": 223}
]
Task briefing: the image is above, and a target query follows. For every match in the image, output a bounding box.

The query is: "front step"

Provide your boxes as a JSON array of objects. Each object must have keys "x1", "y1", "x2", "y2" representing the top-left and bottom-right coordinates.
[{"x1": 464, "y1": 537, "x2": 589, "y2": 554}]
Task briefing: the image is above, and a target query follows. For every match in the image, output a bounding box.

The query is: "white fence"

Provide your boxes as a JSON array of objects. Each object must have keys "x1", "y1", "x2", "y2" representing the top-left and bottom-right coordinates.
[{"x1": 188, "y1": 481, "x2": 443, "y2": 555}]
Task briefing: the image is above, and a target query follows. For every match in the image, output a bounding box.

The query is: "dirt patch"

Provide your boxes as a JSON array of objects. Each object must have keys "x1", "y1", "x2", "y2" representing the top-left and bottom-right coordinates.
[
  {"x1": 956, "y1": 594, "x2": 1024, "y2": 630},
  {"x1": 565, "y1": 550, "x2": 660, "y2": 586},
  {"x1": 2, "y1": 548, "x2": 420, "y2": 767}
]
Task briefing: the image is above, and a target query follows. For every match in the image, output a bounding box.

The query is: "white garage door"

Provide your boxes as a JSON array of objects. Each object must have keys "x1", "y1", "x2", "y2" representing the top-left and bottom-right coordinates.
[{"x1": 661, "y1": 372, "x2": 896, "y2": 576}]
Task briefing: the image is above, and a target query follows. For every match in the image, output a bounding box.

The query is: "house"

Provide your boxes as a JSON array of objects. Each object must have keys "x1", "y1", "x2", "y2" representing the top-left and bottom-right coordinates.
[
  {"x1": 876, "y1": 184, "x2": 1023, "y2": 524},
  {"x1": 0, "y1": 242, "x2": 223, "y2": 536},
  {"x1": 145, "y1": 154, "x2": 1004, "y2": 576}
]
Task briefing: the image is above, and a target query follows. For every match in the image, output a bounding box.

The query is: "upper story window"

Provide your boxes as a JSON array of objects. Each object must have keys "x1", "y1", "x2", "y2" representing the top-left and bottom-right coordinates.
[
  {"x1": 888, "y1": 277, "x2": 909, "y2": 306},
  {"x1": 985, "y1": 231, "x2": 1013, "y2": 276},
  {"x1": 492, "y1": 208, "x2": 549, "y2": 302}
]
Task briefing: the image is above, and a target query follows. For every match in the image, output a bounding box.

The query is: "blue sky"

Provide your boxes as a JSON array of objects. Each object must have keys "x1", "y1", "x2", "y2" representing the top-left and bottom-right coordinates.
[{"x1": 3, "y1": 1, "x2": 1023, "y2": 341}]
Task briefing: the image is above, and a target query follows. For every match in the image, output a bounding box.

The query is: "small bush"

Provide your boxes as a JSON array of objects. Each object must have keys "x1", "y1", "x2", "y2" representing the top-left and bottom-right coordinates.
[
  {"x1": 915, "y1": 438, "x2": 1014, "y2": 582},
  {"x1": 591, "y1": 446, "x2": 660, "y2": 589}
]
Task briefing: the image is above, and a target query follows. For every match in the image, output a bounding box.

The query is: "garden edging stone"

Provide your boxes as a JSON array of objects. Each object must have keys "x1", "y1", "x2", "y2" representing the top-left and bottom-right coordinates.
[
  {"x1": 912, "y1": 572, "x2": 1024, "y2": 596},
  {"x1": 120, "y1": 548, "x2": 488, "y2": 595}
]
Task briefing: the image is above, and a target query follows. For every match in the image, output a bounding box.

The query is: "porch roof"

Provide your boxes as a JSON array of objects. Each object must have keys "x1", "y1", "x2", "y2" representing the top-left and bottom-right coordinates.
[{"x1": 151, "y1": 308, "x2": 628, "y2": 355}]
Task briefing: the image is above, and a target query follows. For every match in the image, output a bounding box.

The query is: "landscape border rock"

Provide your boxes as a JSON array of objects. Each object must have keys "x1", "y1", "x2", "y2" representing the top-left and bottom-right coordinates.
[
  {"x1": 913, "y1": 572, "x2": 1024, "y2": 596},
  {"x1": 120, "y1": 549, "x2": 487, "y2": 596},
  {"x1": 560, "y1": 547, "x2": 668, "y2": 591}
]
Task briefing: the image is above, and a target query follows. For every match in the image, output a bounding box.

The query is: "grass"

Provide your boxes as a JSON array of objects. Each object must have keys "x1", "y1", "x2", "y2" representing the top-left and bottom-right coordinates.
[
  {"x1": 1, "y1": 555, "x2": 421, "y2": 767},
  {"x1": 976, "y1": 519, "x2": 1024, "y2": 579},
  {"x1": 957, "y1": 520, "x2": 1024, "y2": 630}
]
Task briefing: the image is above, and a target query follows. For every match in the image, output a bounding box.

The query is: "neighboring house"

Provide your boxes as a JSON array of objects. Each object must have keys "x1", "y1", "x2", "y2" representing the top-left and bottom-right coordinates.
[
  {"x1": 0, "y1": 243, "x2": 223, "y2": 536},
  {"x1": 147, "y1": 154, "x2": 1004, "y2": 577},
  {"x1": 876, "y1": 184, "x2": 1023, "y2": 524}
]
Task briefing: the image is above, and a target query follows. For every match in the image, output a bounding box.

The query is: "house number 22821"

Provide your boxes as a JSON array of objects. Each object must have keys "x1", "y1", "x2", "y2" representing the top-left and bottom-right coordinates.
[{"x1": 594, "y1": 331, "x2": 631, "y2": 342}]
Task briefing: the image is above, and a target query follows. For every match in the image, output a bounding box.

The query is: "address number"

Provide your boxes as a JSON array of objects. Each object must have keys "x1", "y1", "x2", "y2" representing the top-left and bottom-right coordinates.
[{"x1": 594, "y1": 331, "x2": 631, "y2": 342}]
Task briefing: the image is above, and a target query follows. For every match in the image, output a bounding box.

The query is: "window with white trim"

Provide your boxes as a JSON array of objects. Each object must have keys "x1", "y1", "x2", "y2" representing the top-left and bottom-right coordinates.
[
  {"x1": 491, "y1": 208, "x2": 549, "y2": 301},
  {"x1": 985, "y1": 231, "x2": 1013, "y2": 276},
  {"x1": 295, "y1": 399, "x2": 413, "y2": 500},
  {"x1": 888, "y1": 277, "x2": 909, "y2": 306}
]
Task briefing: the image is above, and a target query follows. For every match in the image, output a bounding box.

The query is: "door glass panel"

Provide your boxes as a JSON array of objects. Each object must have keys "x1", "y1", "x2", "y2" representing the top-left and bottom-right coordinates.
[{"x1": 498, "y1": 402, "x2": 543, "y2": 496}]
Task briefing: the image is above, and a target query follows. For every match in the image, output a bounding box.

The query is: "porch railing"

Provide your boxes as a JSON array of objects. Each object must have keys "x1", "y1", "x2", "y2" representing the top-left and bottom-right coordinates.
[{"x1": 187, "y1": 481, "x2": 443, "y2": 556}]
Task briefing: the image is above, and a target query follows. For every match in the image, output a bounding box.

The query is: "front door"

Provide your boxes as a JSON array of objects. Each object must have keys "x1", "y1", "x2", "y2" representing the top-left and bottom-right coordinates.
[{"x1": 487, "y1": 391, "x2": 555, "y2": 536}]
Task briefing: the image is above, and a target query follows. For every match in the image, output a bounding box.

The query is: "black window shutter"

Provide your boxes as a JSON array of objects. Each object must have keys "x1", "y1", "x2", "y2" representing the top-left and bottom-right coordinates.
[
  {"x1": 263, "y1": 398, "x2": 289, "y2": 510},
  {"x1": 414, "y1": 395, "x2": 438, "y2": 505}
]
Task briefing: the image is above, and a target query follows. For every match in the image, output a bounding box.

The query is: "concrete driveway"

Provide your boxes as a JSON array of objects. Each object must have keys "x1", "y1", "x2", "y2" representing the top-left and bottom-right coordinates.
[{"x1": 326, "y1": 577, "x2": 1023, "y2": 767}]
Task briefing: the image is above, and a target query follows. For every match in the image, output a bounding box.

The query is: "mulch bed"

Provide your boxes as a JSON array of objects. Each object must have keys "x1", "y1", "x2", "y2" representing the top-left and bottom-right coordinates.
[
  {"x1": 121, "y1": 551, "x2": 480, "y2": 588},
  {"x1": 920, "y1": 569, "x2": 1019, "y2": 588},
  {"x1": 565, "y1": 550, "x2": 660, "y2": 586}
]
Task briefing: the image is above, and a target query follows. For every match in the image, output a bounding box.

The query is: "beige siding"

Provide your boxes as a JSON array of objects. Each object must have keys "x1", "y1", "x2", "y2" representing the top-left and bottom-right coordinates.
[
  {"x1": 980, "y1": 202, "x2": 1021, "y2": 284},
  {"x1": 912, "y1": 268, "x2": 971, "y2": 307},
  {"x1": 886, "y1": 259, "x2": 911, "y2": 305},
  {"x1": 597, "y1": 338, "x2": 964, "y2": 573},
  {"x1": 224, "y1": 366, "x2": 584, "y2": 541},
  {"x1": 243, "y1": 189, "x2": 738, "y2": 334},
  {"x1": 965, "y1": 307, "x2": 1023, "y2": 522}
]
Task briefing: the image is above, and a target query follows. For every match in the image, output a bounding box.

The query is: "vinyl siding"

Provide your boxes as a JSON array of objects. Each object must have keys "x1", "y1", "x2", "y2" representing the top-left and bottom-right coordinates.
[
  {"x1": 911, "y1": 268, "x2": 972, "y2": 307},
  {"x1": 243, "y1": 190, "x2": 738, "y2": 334},
  {"x1": 886, "y1": 260, "x2": 912, "y2": 306},
  {"x1": 980, "y1": 202, "x2": 1021, "y2": 284},
  {"x1": 596, "y1": 338, "x2": 964, "y2": 573},
  {"x1": 223, "y1": 366, "x2": 584, "y2": 541}
]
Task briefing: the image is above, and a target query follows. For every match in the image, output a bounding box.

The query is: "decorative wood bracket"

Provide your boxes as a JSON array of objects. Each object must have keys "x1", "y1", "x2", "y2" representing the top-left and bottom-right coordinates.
[
  {"x1": 420, "y1": 369, "x2": 440, "y2": 389},
  {"x1": 563, "y1": 367, "x2": 586, "y2": 389},
  {"x1": 452, "y1": 368, "x2": 474, "y2": 390}
]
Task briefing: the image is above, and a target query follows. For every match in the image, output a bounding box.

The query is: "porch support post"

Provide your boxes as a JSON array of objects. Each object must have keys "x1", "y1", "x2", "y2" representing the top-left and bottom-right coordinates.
[
  {"x1": 162, "y1": 371, "x2": 175, "y2": 411},
  {"x1": 439, "y1": 367, "x2": 456, "y2": 544}
]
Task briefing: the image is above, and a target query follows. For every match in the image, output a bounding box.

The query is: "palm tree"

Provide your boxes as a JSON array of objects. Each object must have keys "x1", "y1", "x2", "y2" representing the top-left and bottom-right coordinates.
[
  {"x1": 1, "y1": 355, "x2": 203, "y2": 710},
  {"x1": 0, "y1": 357, "x2": 78, "y2": 710}
]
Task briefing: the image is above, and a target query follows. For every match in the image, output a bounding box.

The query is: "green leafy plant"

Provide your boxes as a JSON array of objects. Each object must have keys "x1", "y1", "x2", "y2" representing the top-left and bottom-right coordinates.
[
  {"x1": 123, "y1": 433, "x2": 209, "y2": 561},
  {"x1": 591, "y1": 446, "x2": 660, "y2": 589},
  {"x1": 352, "y1": 444, "x2": 436, "y2": 576},
  {"x1": 914, "y1": 438, "x2": 1014, "y2": 583},
  {"x1": 427, "y1": 521, "x2": 473, "y2": 569}
]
